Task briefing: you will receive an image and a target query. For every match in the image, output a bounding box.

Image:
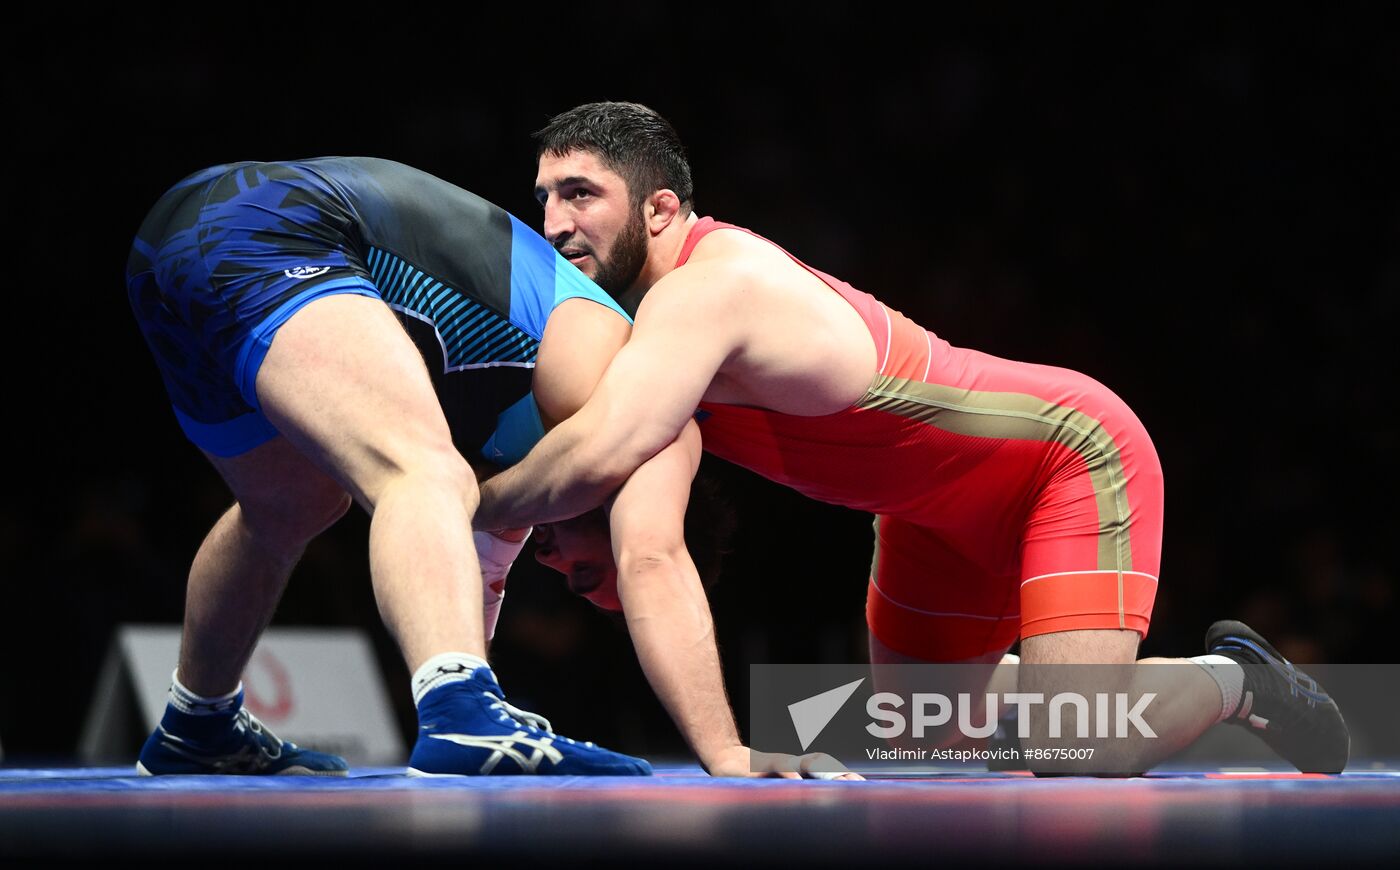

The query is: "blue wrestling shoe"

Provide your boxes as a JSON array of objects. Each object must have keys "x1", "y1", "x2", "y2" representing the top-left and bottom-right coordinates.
[
  {"x1": 137, "y1": 691, "x2": 349, "y2": 776},
  {"x1": 408, "y1": 666, "x2": 653, "y2": 776},
  {"x1": 1205, "y1": 620, "x2": 1349, "y2": 774}
]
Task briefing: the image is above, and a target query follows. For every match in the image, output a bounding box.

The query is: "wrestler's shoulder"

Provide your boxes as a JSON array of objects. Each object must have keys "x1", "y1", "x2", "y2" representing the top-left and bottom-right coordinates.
[
  {"x1": 688, "y1": 222, "x2": 791, "y2": 266},
  {"x1": 640, "y1": 254, "x2": 756, "y2": 328},
  {"x1": 679, "y1": 225, "x2": 803, "y2": 296}
]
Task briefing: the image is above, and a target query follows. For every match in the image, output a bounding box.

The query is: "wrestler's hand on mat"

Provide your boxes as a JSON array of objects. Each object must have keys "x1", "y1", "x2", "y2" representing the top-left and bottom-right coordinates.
[{"x1": 707, "y1": 746, "x2": 864, "y2": 780}]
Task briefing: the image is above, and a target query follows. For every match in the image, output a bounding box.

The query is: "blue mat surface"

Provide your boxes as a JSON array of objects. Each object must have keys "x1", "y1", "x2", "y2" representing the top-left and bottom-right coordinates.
[
  {"x1": 4, "y1": 762, "x2": 1400, "y2": 791},
  {"x1": 3, "y1": 764, "x2": 1398, "y2": 864}
]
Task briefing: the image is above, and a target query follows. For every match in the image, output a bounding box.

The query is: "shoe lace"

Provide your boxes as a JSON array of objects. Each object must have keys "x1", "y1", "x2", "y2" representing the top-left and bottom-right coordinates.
[
  {"x1": 485, "y1": 692, "x2": 553, "y2": 732},
  {"x1": 1218, "y1": 636, "x2": 1330, "y2": 706},
  {"x1": 483, "y1": 693, "x2": 595, "y2": 748},
  {"x1": 233, "y1": 707, "x2": 286, "y2": 759}
]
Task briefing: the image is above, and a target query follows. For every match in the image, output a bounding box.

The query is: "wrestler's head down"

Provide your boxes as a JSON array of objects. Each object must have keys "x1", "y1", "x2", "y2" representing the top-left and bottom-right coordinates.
[
  {"x1": 533, "y1": 101, "x2": 693, "y2": 298},
  {"x1": 533, "y1": 511, "x2": 623, "y2": 611},
  {"x1": 531, "y1": 478, "x2": 736, "y2": 612}
]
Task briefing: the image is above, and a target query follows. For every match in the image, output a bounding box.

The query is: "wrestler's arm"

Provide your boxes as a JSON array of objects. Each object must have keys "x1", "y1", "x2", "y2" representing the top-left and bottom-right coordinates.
[
  {"x1": 605, "y1": 423, "x2": 860, "y2": 779},
  {"x1": 476, "y1": 264, "x2": 741, "y2": 530},
  {"x1": 603, "y1": 418, "x2": 743, "y2": 771},
  {"x1": 536, "y1": 296, "x2": 777, "y2": 773},
  {"x1": 530, "y1": 286, "x2": 858, "y2": 779}
]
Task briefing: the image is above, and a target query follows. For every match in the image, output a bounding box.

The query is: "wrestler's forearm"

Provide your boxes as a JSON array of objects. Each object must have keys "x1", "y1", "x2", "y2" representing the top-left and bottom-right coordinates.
[
  {"x1": 618, "y1": 549, "x2": 743, "y2": 769},
  {"x1": 475, "y1": 418, "x2": 632, "y2": 529},
  {"x1": 608, "y1": 424, "x2": 742, "y2": 769},
  {"x1": 480, "y1": 289, "x2": 727, "y2": 530},
  {"x1": 484, "y1": 297, "x2": 637, "y2": 529}
]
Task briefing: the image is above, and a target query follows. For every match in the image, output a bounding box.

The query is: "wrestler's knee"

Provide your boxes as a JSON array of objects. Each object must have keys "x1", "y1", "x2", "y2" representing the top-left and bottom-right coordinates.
[
  {"x1": 1018, "y1": 630, "x2": 1146, "y2": 775},
  {"x1": 372, "y1": 442, "x2": 479, "y2": 518},
  {"x1": 868, "y1": 649, "x2": 1004, "y2": 751},
  {"x1": 235, "y1": 478, "x2": 353, "y2": 554}
]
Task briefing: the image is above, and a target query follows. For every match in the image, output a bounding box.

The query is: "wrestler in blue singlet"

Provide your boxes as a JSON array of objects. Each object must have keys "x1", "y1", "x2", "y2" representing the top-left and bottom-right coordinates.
[{"x1": 126, "y1": 157, "x2": 629, "y2": 463}]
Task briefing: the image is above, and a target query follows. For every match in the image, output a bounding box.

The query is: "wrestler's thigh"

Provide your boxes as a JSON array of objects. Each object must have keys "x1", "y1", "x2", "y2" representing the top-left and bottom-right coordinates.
[
  {"x1": 865, "y1": 516, "x2": 1020, "y2": 748},
  {"x1": 254, "y1": 293, "x2": 467, "y2": 509},
  {"x1": 865, "y1": 516, "x2": 1020, "y2": 662}
]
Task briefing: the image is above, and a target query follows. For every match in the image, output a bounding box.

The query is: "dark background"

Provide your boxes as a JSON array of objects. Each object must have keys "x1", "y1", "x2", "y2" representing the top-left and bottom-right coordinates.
[{"x1": 1, "y1": 5, "x2": 1395, "y2": 762}]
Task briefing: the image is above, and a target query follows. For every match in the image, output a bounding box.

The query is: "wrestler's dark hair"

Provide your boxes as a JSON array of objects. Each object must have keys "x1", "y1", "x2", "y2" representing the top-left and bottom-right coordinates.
[
  {"x1": 534, "y1": 101, "x2": 695, "y2": 214},
  {"x1": 683, "y1": 471, "x2": 737, "y2": 592}
]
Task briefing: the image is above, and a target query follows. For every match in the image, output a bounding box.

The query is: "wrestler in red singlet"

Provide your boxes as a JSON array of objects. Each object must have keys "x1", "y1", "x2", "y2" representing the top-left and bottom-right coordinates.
[{"x1": 684, "y1": 218, "x2": 1164, "y2": 662}]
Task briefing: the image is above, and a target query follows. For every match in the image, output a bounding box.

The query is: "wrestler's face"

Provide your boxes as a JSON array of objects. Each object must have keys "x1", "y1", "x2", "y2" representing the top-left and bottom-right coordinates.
[
  {"x1": 535, "y1": 149, "x2": 649, "y2": 296},
  {"x1": 532, "y1": 512, "x2": 623, "y2": 612}
]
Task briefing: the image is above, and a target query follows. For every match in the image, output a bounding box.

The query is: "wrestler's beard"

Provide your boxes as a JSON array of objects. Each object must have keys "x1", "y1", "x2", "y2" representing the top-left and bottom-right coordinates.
[{"x1": 591, "y1": 210, "x2": 648, "y2": 298}]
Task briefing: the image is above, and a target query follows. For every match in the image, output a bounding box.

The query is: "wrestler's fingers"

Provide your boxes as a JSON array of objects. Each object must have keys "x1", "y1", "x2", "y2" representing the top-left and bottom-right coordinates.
[{"x1": 797, "y1": 752, "x2": 863, "y2": 780}]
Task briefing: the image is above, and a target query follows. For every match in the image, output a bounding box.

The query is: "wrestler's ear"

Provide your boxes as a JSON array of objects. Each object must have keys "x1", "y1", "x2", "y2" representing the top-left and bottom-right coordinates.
[{"x1": 646, "y1": 188, "x2": 683, "y2": 235}]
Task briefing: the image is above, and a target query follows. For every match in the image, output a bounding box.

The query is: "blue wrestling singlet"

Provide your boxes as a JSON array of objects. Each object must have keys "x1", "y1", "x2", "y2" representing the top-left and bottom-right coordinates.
[{"x1": 126, "y1": 158, "x2": 628, "y2": 462}]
